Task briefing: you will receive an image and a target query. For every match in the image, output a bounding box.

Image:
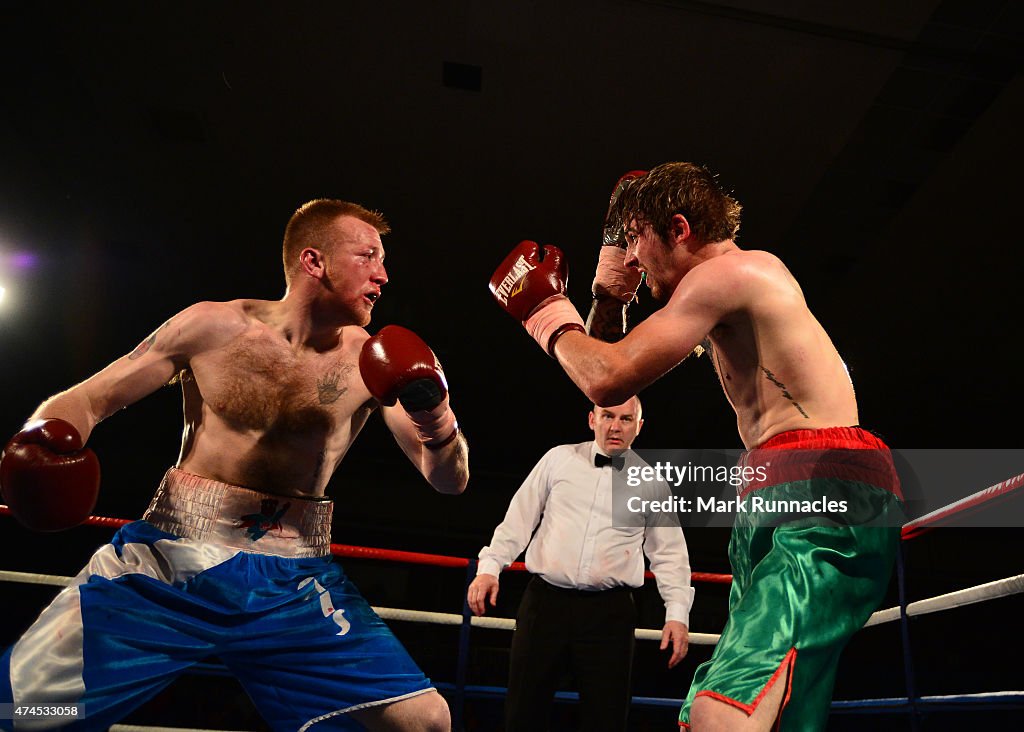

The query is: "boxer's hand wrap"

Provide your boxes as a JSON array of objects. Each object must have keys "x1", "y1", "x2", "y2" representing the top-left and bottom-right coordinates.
[
  {"x1": 593, "y1": 246, "x2": 642, "y2": 303},
  {"x1": 524, "y1": 295, "x2": 585, "y2": 356},
  {"x1": 407, "y1": 394, "x2": 460, "y2": 449},
  {"x1": 490, "y1": 241, "x2": 585, "y2": 356},
  {"x1": 359, "y1": 326, "x2": 459, "y2": 448},
  {"x1": 593, "y1": 170, "x2": 647, "y2": 303},
  {"x1": 0, "y1": 418, "x2": 100, "y2": 532}
]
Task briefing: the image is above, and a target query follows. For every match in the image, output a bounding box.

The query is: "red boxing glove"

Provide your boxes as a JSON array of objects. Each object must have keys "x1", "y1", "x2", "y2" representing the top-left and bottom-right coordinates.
[
  {"x1": 360, "y1": 325, "x2": 448, "y2": 409},
  {"x1": 359, "y1": 326, "x2": 459, "y2": 448},
  {"x1": 489, "y1": 241, "x2": 585, "y2": 356},
  {"x1": 490, "y1": 240, "x2": 567, "y2": 320},
  {"x1": 0, "y1": 418, "x2": 100, "y2": 532}
]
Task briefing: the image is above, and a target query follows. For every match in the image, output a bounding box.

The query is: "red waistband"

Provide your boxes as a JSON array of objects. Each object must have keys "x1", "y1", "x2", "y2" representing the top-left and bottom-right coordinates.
[
  {"x1": 741, "y1": 427, "x2": 902, "y2": 500},
  {"x1": 756, "y1": 426, "x2": 889, "y2": 451}
]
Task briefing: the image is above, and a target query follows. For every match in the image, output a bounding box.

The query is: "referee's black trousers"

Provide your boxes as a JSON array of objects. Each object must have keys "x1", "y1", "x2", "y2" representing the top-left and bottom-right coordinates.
[{"x1": 505, "y1": 575, "x2": 637, "y2": 732}]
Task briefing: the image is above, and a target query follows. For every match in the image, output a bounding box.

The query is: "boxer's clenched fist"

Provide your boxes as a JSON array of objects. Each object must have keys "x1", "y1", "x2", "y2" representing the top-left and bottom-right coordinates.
[
  {"x1": 359, "y1": 326, "x2": 459, "y2": 448},
  {"x1": 0, "y1": 418, "x2": 100, "y2": 531},
  {"x1": 489, "y1": 241, "x2": 585, "y2": 357}
]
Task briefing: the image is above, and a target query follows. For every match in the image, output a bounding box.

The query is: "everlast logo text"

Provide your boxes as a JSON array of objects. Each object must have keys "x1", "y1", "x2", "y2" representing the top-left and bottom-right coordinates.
[{"x1": 494, "y1": 255, "x2": 535, "y2": 305}]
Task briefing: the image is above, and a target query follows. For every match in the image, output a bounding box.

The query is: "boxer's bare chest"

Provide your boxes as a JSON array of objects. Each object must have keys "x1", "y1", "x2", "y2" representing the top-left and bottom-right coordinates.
[{"x1": 191, "y1": 331, "x2": 363, "y2": 435}]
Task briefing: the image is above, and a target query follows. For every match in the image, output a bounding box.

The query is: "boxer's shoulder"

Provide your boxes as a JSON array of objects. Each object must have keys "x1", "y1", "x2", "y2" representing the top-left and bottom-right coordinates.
[
  {"x1": 342, "y1": 324, "x2": 372, "y2": 348},
  {"x1": 678, "y1": 250, "x2": 799, "y2": 308},
  {"x1": 173, "y1": 299, "x2": 251, "y2": 328},
  {"x1": 695, "y1": 249, "x2": 776, "y2": 280},
  {"x1": 725, "y1": 250, "x2": 800, "y2": 290},
  {"x1": 165, "y1": 300, "x2": 251, "y2": 354}
]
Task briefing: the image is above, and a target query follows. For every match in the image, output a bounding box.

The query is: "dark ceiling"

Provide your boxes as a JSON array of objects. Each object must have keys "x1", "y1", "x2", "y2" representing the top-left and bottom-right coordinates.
[{"x1": 0, "y1": 0, "x2": 1022, "y2": 553}]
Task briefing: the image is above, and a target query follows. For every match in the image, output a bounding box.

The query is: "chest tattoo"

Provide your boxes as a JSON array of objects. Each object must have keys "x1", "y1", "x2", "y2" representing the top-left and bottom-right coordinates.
[{"x1": 317, "y1": 363, "x2": 355, "y2": 405}]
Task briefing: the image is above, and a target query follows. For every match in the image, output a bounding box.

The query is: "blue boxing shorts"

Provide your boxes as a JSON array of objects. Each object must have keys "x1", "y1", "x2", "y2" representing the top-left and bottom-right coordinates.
[{"x1": 0, "y1": 468, "x2": 434, "y2": 731}]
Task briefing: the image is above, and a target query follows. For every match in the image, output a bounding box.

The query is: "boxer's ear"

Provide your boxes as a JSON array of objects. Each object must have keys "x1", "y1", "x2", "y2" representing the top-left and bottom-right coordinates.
[
  {"x1": 300, "y1": 247, "x2": 326, "y2": 279},
  {"x1": 669, "y1": 214, "x2": 692, "y2": 246}
]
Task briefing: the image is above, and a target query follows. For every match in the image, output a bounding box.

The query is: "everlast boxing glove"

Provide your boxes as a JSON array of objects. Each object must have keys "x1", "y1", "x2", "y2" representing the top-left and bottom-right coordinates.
[
  {"x1": 489, "y1": 240, "x2": 585, "y2": 357},
  {"x1": 359, "y1": 326, "x2": 459, "y2": 449},
  {"x1": 0, "y1": 418, "x2": 100, "y2": 531}
]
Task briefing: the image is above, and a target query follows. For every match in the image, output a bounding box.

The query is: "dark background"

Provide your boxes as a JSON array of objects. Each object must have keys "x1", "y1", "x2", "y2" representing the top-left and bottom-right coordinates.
[{"x1": 0, "y1": 1, "x2": 1021, "y2": 729}]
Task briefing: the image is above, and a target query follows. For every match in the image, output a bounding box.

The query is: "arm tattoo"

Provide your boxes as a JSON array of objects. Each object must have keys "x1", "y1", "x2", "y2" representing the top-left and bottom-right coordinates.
[
  {"x1": 585, "y1": 297, "x2": 629, "y2": 343},
  {"x1": 760, "y1": 366, "x2": 810, "y2": 419},
  {"x1": 128, "y1": 320, "x2": 170, "y2": 360}
]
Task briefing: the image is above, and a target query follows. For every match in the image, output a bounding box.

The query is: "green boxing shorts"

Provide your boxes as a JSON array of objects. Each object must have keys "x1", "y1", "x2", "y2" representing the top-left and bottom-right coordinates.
[{"x1": 679, "y1": 426, "x2": 904, "y2": 731}]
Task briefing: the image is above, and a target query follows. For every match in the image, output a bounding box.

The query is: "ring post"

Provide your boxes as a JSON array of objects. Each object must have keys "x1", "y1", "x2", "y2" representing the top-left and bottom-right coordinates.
[
  {"x1": 453, "y1": 558, "x2": 477, "y2": 731},
  {"x1": 896, "y1": 541, "x2": 921, "y2": 731}
]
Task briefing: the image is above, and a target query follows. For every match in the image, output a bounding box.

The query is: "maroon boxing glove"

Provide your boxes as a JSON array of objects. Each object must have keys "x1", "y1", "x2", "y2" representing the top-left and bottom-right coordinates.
[
  {"x1": 489, "y1": 241, "x2": 585, "y2": 356},
  {"x1": 489, "y1": 240, "x2": 569, "y2": 320},
  {"x1": 0, "y1": 418, "x2": 100, "y2": 531},
  {"x1": 359, "y1": 325, "x2": 448, "y2": 409},
  {"x1": 359, "y1": 326, "x2": 459, "y2": 447}
]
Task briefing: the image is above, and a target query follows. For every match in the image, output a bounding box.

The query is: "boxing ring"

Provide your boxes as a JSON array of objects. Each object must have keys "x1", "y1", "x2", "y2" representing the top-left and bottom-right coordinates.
[{"x1": 2, "y1": 472, "x2": 1022, "y2": 730}]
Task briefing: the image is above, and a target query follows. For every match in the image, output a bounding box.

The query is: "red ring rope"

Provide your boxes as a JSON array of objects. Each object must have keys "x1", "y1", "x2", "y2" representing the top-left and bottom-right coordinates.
[{"x1": 0, "y1": 505, "x2": 733, "y2": 583}]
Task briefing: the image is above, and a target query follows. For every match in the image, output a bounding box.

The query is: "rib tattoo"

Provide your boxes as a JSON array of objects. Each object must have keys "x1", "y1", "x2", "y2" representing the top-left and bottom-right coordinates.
[{"x1": 760, "y1": 366, "x2": 810, "y2": 419}]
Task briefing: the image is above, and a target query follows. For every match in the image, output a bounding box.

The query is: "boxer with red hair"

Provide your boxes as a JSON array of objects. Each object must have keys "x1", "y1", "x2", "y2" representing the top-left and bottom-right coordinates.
[{"x1": 1, "y1": 198, "x2": 468, "y2": 731}]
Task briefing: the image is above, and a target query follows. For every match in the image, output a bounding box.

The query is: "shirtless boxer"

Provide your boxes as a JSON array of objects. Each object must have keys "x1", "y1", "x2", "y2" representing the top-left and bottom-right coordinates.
[
  {"x1": 490, "y1": 163, "x2": 902, "y2": 731},
  {"x1": 0, "y1": 199, "x2": 468, "y2": 731}
]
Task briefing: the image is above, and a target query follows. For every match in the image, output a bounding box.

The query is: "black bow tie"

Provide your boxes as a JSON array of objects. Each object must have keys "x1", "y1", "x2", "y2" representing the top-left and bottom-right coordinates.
[{"x1": 595, "y1": 453, "x2": 625, "y2": 470}]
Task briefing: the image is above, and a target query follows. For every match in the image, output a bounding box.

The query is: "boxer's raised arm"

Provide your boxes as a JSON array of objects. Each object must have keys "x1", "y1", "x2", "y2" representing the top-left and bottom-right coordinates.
[
  {"x1": 3, "y1": 301, "x2": 244, "y2": 530},
  {"x1": 31, "y1": 301, "x2": 245, "y2": 442},
  {"x1": 555, "y1": 258, "x2": 745, "y2": 406},
  {"x1": 588, "y1": 170, "x2": 647, "y2": 343}
]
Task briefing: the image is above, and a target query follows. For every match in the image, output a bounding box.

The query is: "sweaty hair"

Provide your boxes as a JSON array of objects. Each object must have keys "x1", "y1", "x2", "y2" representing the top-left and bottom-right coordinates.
[
  {"x1": 617, "y1": 162, "x2": 741, "y2": 244},
  {"x1": 282, "y1": 199, "x2": 390, "y2": 282}
]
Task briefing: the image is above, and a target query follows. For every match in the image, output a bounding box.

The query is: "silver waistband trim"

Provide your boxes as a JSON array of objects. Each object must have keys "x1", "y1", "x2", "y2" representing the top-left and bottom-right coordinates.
[{"x1": 142, "y1": 468, "x2": 333, "y2": 558}]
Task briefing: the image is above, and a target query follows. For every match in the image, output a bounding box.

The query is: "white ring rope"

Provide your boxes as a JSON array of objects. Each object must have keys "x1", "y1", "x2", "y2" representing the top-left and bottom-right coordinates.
[
  {"x1": 5, "y1": 568, "x2": 1021, "y2": 644},
  {"x1": 0, "y1": 569, "x2": 70, "y2": 587},
  {"x1": 0, "y1": 569, "x2": 727, "y2": 644},
  {"x1": 343, "y1": 606, "x2": 724, "y2": 644},
  {"x1": 863, "y1": 572, "x2": 1024, "y2": 628},
  {"x1": 901, "y1": 471, "x2": 1024, "y2": 537},
  {"x1": 833, "y1": 691, "x2": 1024, "y2": 706}
]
